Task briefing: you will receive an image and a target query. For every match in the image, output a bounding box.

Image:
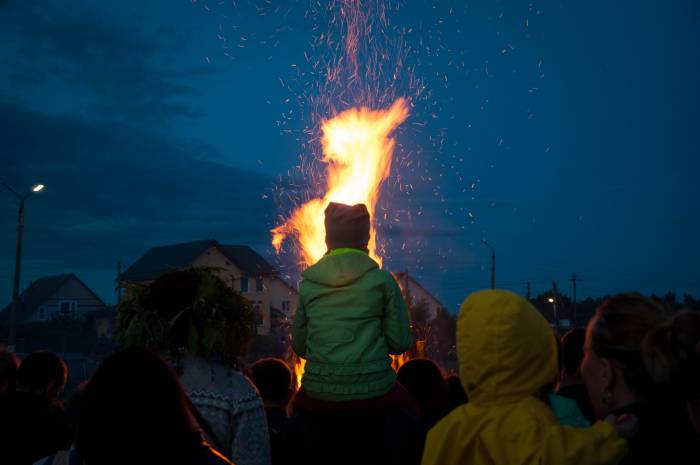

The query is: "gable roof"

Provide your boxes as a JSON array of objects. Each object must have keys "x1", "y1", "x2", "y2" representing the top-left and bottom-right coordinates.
[
  {"x1": 120, "y1": 239, "x2": 277, "y2": 282},
  {"x1": 391, "y1": 271, "x2": 444, "y2": 309},
  {"x1": 1, "y1": 273, "x2": 106, "y2": 322},
  {"x1": 221, "y1": 245, "x2": 276, "y2": 275},
  {"x1": 270, "y1": 274, "x2": 299, "y2": 294},
  {"x1": 119, "y1": 239, "x2": 217, "y2": 282}
]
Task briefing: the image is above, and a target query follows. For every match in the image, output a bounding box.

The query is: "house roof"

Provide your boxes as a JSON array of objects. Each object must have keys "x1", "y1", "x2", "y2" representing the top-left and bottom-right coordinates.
[
  {"x1": 120, "y1": 239, "x2": 277, "y2": 282},
  {"x1": 221, "y1": 245, "x2": 276, "y2": 275},
  {"x1": 119, "y1": 239, "x2": 217, "y2": 282},
  {"x1": 1, "y1": 273, "x2": 106, "y2": 322},
  {"x1": 270, "y1": 274, "x2": 299, "y2": 294},
  {"x1": 391, "y1": 271, "x2": 444, "y2": 309}
]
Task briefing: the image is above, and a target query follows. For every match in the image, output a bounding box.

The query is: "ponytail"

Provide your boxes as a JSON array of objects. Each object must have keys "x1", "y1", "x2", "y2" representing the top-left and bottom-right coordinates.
[{"x1": 643, "y1": 311, "x2": 700, "y2": 401}]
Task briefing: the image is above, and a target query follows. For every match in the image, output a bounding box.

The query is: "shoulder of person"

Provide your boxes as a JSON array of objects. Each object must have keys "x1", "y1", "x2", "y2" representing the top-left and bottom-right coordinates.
[
  {"x1": 190, "y1": 370, "x2": 264, "y2": 412},
  {"x1": 494, "y1": 397, "x2": 556, "y2": 439}
]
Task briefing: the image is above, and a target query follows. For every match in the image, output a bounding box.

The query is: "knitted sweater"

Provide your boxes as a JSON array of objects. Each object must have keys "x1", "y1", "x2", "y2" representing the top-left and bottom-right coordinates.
[{"x1": 180, "y1": 354, "x2": 271, "y2": 465}]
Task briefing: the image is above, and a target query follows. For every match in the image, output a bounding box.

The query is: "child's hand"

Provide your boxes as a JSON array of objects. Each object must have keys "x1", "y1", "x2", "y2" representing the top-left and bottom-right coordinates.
[{"x1": 605, "y1": 413, "x2": 639, "y2": 441}]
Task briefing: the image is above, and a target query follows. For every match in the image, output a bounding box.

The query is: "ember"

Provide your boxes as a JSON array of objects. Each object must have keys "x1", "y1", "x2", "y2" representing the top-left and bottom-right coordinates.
[{"x1": 272, "y1": 0, "x2": 415, "y2": 386}]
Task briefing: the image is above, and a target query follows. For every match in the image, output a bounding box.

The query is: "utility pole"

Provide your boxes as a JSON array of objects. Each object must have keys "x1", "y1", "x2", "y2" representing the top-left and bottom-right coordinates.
[
  {"x1": 570, "y1": 274, "x2": 579, "y2": 327},
  {"x1": 2, "y1": 182, "x2": 44, "y2": 352},
  {"x1": 552, "y1": 281, "x2": 560, "y2": 333},
  {"x1": 9, "y1": 197, "x2": 25, "y2": 352},
  {"x1": 481, "y1": 239, "x2": 495, "y2": 289}
]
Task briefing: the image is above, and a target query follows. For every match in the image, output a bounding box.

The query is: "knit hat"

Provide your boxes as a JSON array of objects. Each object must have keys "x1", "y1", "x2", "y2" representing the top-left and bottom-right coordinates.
[{"x1": 324, "y1": 202, "x2": 371, "y2": 253}]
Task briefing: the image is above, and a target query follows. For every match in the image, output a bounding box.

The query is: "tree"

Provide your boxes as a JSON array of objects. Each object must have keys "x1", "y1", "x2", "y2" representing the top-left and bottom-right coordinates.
[
  {"x1": 117, "y1": 268, "x2": 255, "y2": 366},
  {"x1": 683, "y1": 294, "x2": 699, "y2": 311}
]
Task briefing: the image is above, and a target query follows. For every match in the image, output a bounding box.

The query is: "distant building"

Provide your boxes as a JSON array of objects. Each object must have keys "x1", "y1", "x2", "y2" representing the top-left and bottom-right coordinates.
[
  {"x1": 119, "y1": 239, "x2": 298, "y2": 336},
  {"x1": 391, "y1": 271, "x2": 444, "y2": 320},
  {"x1": 1, "y1": 273, "x2": 107, "y2": 324}
]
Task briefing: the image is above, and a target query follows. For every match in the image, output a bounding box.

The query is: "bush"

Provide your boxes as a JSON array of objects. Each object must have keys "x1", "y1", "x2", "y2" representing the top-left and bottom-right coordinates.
[{"x1": 117, "y1": 268, "x2": 255, "y2": 365}]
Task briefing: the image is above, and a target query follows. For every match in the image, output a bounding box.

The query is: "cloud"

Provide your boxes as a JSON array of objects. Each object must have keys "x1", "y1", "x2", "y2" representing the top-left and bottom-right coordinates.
[
  {"x1": 0, "y1": 101, "x2": 276, "y2": 302},
  {"x1": 0, "y1": 0, "x2": 207, "y2": 125}
]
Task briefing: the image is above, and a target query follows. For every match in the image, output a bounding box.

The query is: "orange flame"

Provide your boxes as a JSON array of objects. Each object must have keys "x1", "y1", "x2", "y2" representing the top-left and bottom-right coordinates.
[
  {"x1": 272, "y1": 98, "x2": 409, "y2": 267},
  {"x1": 293, "y1": 353, "x2": 406, "y2": 392},
  {"x1": 293, "y1": 357, "x2": 306, "y2": 391},
  {"x1": 391, "y1": 352, "x2": 410, "y2": 372}
]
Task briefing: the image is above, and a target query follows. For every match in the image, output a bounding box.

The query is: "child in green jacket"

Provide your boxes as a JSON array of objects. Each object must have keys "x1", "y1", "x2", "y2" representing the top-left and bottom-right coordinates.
[{"x1": 291, "y1": 202, "x2": 412, "y2": 402}]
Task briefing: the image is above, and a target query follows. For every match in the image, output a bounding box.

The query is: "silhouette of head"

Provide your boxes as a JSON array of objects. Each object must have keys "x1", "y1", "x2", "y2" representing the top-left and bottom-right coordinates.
[
  {"x1": 17, "y1": 351, "x2": 67, "y2": 403},
  {"x1": 397, "y1": 358, "x2": 450, "y2": 429},
  {"x1": 76, "y1": 347, "x2": 197, "y2": 464},
  {"x1": 582, "y1": 293, "x2": 667, "y2": 418},
  {"x1": 324, "y1": 202, "x2": 370, "y2": 253},
  {"x1": 0, "y1": 349, "x2": 19, "y2": 397},
  {"x1": 249, "y1": 357, "x2": 293, "y2": 409}
]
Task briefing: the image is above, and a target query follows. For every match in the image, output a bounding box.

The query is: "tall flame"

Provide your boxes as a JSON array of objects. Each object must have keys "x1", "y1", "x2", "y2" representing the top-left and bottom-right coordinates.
[
  {"x1": 293, "y1": 357, "x2": 305, "y2": 391},
  {"x1": 272, "y1": 98, "x2": 409, "y2": 267}
]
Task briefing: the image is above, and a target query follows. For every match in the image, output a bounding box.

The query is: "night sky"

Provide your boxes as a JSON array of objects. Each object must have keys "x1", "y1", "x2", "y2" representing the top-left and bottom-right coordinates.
[{"x1": 1, "y1": 0, "x2": 699, "y2": 312}]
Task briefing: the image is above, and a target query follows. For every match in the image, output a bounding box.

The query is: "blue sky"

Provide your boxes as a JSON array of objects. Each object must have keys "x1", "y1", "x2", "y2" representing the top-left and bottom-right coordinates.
[{"x1": 1, "y1": 0, "x2": 698, "y2": 311}]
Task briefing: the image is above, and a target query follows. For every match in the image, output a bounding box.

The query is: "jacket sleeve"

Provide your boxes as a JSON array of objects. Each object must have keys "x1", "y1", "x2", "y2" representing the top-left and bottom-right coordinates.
[
  {"x1": 421, "y1": 417, "x2": 627, "y2": 465},
  {"x1": 534, "y1": 421, "x2": 627, "y2": 465},
  {"x1": 291, "y1": 293, "x2": 308, "y2": 358},
  {"x1": 383, "y1": 273, "x2": 413, "y2": 355}
]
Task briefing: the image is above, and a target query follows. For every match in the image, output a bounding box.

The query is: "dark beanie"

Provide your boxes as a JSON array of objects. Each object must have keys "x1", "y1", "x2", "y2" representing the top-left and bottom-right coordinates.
[{"x1": 324, "y1": 202, "x2": 371, "y2": 252}]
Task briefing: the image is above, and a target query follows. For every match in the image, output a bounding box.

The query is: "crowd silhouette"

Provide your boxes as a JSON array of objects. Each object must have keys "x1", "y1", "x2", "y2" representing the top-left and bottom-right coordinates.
[
  {"x1": 1, "y1": 202, "x2": 698, "y2": 465},
  {"x1": 1, "y1": 291, "x2": 699, "y2": 465}
]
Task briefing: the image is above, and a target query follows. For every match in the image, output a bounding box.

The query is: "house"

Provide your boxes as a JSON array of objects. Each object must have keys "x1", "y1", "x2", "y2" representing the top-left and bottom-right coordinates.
[
  {"x1": 268, "y1": 274, "x2": 298, "y2": 317},
  {"x1": 118, "y1": 239, "x2": 298, "y2": 336},
  {"x1": 391, "y1": 271, "x2": 445, "y2": 320},
  {"x1": 1, "y1": 273, "x2": 107, "y2": 324}
]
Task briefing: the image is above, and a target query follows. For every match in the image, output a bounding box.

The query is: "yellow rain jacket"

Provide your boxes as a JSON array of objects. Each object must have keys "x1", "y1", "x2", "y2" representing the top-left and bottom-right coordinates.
[{"x1": 422, "y1": 290, "x2": 627, "y2": 465}]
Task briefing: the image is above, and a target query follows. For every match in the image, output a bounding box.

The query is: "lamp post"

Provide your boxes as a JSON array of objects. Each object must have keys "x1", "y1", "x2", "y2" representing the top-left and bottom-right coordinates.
[
  {"x1": 481, "y1": 239, "x2": 495, "y2": 289},
  {"x1": 548, "y1": 297, "x2": 559, "y2": 333},
  {"x1": 2, "y1": 182, "x2": 44, "y2": 352}
]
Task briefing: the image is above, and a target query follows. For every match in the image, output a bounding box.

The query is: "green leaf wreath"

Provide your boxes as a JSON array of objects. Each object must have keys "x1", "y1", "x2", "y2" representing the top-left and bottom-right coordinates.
[{"x1": 117, "y1": 268, "x2": 255, "y2": 364}]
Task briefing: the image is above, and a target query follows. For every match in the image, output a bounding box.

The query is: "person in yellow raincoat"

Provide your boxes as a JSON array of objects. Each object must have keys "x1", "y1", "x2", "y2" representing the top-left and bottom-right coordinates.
[{"x1": 421, "y1": 290, "x2": 628, "y2": 465}]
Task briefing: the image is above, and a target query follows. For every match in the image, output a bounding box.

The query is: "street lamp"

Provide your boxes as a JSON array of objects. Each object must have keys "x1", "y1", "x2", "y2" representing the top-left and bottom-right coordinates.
[
  {"x1": 481, "y1": 239, "x2": 495, "y2": 289},
  {"x1": 548, "y1": 297, "x2": 559, "y2": 332},
  {"x1": 2, "y1": 182, "x2": 45, "y2": 352}
]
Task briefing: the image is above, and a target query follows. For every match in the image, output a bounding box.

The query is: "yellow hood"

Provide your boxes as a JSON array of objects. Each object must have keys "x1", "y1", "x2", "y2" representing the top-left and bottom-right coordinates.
[
  {"x1": 421, "y1": 290, "x2": 628, "y2": 465},
  {"x1": 457, "y1": 289, "x2": 558, "y2": 406}
]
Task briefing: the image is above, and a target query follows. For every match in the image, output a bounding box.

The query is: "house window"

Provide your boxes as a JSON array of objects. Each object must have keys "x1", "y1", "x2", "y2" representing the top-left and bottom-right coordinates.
[
  {"x1": 38, "y1": 306, "x2": 46, "y2": 320},
  {"x1": 59, "y1": 301, "x2": 78, "y2": 319},
  {"x1": 240, "y1": 277, "x2": 249, "y2": 293},
  {"x1": 256, "y1": 277, "x2": 263, "y2": 293},
  {"x1": 282, "y1": 300, "x2": 290, "y2": 312}
]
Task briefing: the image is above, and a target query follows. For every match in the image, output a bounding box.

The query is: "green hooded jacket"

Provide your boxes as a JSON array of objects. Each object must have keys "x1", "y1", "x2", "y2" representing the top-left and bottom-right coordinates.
[{"x1": 292, "y1": 249, "x2": 412, "y2": 401}]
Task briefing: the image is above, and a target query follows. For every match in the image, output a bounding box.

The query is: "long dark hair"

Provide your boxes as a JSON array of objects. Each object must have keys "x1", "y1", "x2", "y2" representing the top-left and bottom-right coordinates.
[{"x1": 75, "y1": 347, "x2": 198, "y2": 464}]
